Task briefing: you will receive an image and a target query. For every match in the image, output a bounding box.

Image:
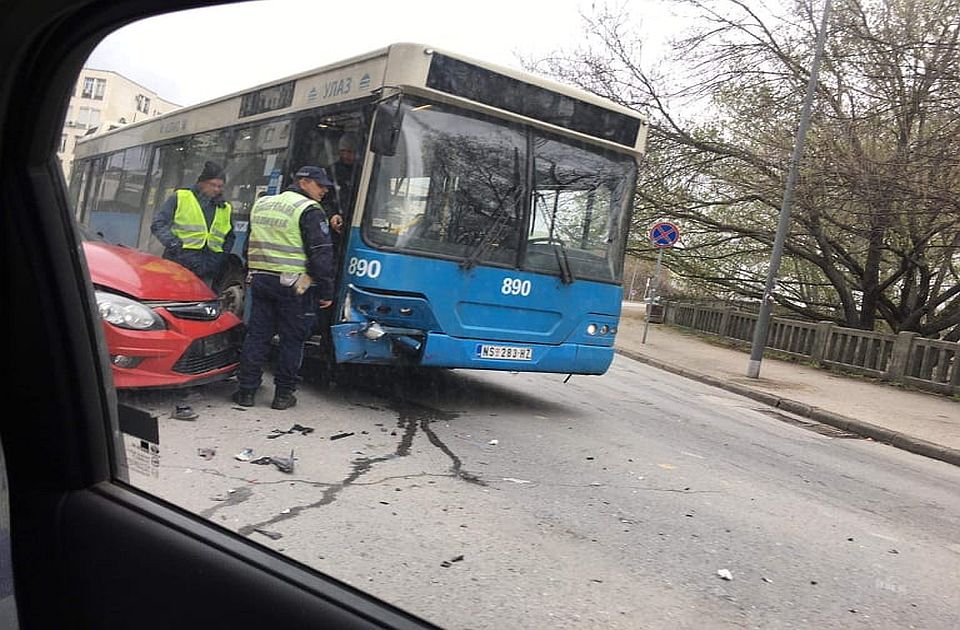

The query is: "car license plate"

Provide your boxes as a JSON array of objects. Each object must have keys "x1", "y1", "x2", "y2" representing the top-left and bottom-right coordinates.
[
  {"x1": 477, "y1": 344, "x2": 532, "y2": 361},
  {"x1": 203, "y1": 334, "x2": 230, "y2": 356}
]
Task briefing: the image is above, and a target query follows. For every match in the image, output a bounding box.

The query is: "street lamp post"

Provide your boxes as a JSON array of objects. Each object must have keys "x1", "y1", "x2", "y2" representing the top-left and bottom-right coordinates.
[{"x1": 747, "y1": 0, "x2": 833, "y2": 379}]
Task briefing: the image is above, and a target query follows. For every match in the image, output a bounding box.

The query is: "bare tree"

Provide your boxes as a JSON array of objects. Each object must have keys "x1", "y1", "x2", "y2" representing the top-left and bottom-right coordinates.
[{"x1": 530, "y1": 0, "x2": 960, "y2": 337}]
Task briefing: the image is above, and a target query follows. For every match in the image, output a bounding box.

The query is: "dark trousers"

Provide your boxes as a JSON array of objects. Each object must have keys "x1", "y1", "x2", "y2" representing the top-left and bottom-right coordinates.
[{"x1": 238, "y1": 273, "x2": 307, "y2": 393}]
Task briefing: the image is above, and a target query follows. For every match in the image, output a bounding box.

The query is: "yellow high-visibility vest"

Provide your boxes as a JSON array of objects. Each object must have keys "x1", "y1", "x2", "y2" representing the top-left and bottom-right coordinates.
[
  {"x1": 171, "y1": 189, "x2": 232, "y2": 252},
  {"x1": 246, "y1": 190, "x2": 318, "y2": 273}
]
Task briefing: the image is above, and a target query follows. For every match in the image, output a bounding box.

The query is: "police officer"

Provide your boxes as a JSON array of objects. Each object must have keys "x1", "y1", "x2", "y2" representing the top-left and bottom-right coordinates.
[
  {"x1": 151, "y1": 161, "x2": 235, "y2": 286},
  {"x1": 232, "y1": 166, "x2": 336, "y2": 410}
]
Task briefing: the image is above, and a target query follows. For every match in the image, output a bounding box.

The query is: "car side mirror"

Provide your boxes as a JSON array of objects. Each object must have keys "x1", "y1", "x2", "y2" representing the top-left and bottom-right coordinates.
[{"x1": 370, "y1": 96, "x2": 404, "y2": 157}]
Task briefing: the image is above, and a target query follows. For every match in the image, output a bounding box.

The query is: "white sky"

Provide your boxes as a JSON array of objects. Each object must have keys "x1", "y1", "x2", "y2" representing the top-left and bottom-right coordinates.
[{"x1": 86, "y1": 0, "x2": 679, "y2": 107}]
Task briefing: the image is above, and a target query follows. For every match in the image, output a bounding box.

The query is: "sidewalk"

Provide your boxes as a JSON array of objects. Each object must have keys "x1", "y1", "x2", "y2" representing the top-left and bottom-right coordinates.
[{"x1": 614, "y1": 311, "x2": 960, "y2": 467}]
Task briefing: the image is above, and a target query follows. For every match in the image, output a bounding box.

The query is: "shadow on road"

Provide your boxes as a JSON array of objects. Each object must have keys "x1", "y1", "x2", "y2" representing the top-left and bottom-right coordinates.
[{"x1": 303, "y1": 362, "x2": 573, "y2": 416}]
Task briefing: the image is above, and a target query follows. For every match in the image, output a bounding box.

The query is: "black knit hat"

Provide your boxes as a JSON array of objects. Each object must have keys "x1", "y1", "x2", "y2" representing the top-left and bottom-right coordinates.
[{"x1": 197, "y1": 160, "x2": 225, "y2": 182}]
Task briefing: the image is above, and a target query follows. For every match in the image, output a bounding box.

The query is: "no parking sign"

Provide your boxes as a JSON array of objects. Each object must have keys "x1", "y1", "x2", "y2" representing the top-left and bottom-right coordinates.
[{"x1": 649, "y1": 221, "x2": 680, "y2": 248}]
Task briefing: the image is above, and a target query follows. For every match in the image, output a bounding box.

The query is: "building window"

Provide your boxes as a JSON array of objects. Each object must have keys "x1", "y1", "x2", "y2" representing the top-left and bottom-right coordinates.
[
  {"x1": 77, "y1": 106, "x2": 101, "y2": 129},
  {"x1": 81, "y1": 77, "x2": 106, "y2": 100},
  {"x1": 59, "y1": 134, "x2": 67, "y2": 153},
  {"x1": 135, "y1": 94, "x2": 151, "y2": 114}
]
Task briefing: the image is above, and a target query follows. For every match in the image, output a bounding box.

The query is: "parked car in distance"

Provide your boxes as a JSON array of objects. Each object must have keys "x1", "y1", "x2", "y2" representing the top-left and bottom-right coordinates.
[{"x1": 80, "y1": 225, "x2": 242, "y2": 389}]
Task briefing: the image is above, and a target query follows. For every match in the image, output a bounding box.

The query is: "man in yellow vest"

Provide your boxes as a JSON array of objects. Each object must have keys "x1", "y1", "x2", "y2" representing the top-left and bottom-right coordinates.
[
  {"x1": 151, "y1": 160, "x2": 234, "y2": 286},
  {"x1": 233, "y1": 166, "x2": 336, "y2": 410}
]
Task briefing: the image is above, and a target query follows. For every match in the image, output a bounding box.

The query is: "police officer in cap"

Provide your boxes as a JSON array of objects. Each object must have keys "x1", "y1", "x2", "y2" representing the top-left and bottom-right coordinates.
[
  {"x1": 151, "y1": 160, "x2": 234, "y2": 287},
  {"x1": 233, "y1": 166, "x2": 336, "y2": 410}
]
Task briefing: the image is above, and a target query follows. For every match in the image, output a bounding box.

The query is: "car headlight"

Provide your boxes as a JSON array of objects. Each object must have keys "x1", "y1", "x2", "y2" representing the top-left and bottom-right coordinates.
[{"x1": 95, "y1": 291, "x2": 165, "y2": 330}]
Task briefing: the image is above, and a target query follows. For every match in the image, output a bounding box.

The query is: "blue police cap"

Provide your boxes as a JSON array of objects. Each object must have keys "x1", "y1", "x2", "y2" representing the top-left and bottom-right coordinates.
[{"x1": 294, "y1": 165, "x2": 335, "y2": 187}]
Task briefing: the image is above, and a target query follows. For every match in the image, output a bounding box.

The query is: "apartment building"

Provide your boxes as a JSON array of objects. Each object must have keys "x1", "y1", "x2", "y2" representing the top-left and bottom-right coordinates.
[{"x1": 60, "y1": 68, "x2": 179, "y2": 181}]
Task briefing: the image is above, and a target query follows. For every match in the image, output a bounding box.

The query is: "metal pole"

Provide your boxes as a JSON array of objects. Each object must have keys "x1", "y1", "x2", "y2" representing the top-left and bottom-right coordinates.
[
  {"x1": 747, "y1": 0, "x2": 832, "y2": 378},
  {"x1": 642, "y1": 248, "x2": 664, "y2": 344}
]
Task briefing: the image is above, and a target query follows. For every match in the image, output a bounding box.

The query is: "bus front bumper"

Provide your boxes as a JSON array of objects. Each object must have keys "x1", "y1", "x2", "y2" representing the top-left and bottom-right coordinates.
[{"x1": 331, "y1": 324, "x2": 614, "y2": 375}]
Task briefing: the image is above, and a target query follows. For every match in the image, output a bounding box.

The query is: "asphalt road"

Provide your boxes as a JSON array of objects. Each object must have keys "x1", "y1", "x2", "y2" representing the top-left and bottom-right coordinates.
[{"x1": 119, "y1": 355, "x2": 960, "y2": 629}]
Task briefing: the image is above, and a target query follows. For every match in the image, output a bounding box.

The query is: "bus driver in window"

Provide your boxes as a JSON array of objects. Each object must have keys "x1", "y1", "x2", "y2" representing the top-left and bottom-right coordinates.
[{"x1": 151, "y1": 160, "x2": 235, "y2": 287}]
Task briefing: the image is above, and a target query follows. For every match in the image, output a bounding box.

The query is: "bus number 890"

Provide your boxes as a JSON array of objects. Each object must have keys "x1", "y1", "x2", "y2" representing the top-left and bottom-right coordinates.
[
  {"x1": 348, "y1": 257, "x2": 382, "y2": 279},
  {"x1": 501, "y1": 277, "x2": 532, "y2": 297}
]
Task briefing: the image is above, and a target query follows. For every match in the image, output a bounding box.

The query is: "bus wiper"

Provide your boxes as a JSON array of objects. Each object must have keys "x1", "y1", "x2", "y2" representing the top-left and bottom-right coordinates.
[{"x1": 552, "y1": 239, "x2": 575, "y2": 284}]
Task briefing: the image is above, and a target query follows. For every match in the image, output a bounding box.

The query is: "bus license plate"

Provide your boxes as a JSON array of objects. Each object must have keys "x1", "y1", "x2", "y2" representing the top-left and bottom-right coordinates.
[{"x1": 477, "y1": 345, "x2": 532, "y2": 361}]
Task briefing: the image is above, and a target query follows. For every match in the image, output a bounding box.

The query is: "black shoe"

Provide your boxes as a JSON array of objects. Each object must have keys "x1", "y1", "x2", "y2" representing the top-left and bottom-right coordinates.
[
  {"x1": 271, "y1": 391, "x2": 297, "y2": 410},
  {"x1": 232, "y1": 389, "x2": 255, "y2": 407}
]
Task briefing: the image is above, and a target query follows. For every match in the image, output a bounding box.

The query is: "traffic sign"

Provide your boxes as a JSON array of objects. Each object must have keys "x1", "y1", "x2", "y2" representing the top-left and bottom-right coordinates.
[{"x1": 649, "y1": 221, "x2": 680, "y2": 248}]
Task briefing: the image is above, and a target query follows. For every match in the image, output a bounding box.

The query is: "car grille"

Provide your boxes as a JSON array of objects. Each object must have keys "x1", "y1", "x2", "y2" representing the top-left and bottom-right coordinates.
[
  {"x1": 163, "y1": 300, "x2": 222, "y2": 321},
  {"x1": 172, "y1": 330, "x2": 240, "y2": 375}
]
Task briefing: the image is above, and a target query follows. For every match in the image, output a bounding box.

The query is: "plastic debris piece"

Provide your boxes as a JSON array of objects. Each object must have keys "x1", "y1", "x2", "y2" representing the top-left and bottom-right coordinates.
[
  {"x1": 235, "y1": 448, "x2": 255, "y2": 462},
  {"x1": 171, "y1": 405, "x2": 198, "y2": 421},
  {"x1": 270, "y1": 450, "x2": 295, "y2": 474},
  {"x1": 330, "y1": 432, "x2": 355, "y2": 441},
  {"x1": 762, "y1": 577, "x2": 773, "y2": 583},
  {"x1": 440, "y1": 554, "x2": 465, "y2": 568},
  {"x1": 589, "y1": 482, "x2": 602, "y2": 487},
  {"x1": 717, "y1": 569, "x2": 733, "y2": 581},
  {"x1": 197, "y1": 447, "x2": 216, "y2": 460},
  {"x1": 502, "y1": 477, "x2": 531, "y2": 484},
  {"x1": 249, "y1": 456, "x2": 274, "y2": 465},
  {"x1": 268, "y1": 424, "x2": 315, "y2": 439},
  {"x1": 253, "y1": 528, "x2": 283, "y2": 540},
  {"x1": 488, "y1": 439, "x2": 499, "y2": 446},
  {"x1": 280, "y1": 508, "x2": 291, "y2": 514}
]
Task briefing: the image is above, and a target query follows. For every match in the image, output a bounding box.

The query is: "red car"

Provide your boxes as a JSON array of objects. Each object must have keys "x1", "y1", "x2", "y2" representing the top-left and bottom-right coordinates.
[{"x1": 81, "y1": 227, "x2": 243, "y2": 389}]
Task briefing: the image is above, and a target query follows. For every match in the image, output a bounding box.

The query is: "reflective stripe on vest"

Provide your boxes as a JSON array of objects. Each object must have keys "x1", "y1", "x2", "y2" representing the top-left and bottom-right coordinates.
[
  {"x1": 171, "y1": 189, "x2": 232, "y2": 252},
  {"x1": 246, "y1": 190, "x2": 317, "y2": 273}
]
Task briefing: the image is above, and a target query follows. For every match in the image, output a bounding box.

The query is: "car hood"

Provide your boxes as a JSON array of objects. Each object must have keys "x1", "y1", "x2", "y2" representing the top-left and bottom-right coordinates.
[{"x1": 83, "y1": 241, "x2": 216, "y2": 301}]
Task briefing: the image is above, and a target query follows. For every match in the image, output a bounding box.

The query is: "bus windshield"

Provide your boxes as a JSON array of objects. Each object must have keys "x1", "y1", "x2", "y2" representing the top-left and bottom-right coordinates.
[{"x1": 363, "y1": 99, "x2": 635, "y2": 283}]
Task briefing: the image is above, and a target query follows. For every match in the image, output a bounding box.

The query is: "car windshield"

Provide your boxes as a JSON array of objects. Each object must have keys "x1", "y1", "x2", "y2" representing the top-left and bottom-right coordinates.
[{"x1": 363, "y1": 99, "x2": 635, "y2": 281}]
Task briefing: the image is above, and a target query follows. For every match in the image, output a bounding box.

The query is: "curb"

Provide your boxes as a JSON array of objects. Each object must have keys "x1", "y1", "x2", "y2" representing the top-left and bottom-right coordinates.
[{"x1": 615, "y1": 348, "x2": 960, "y2": 469}]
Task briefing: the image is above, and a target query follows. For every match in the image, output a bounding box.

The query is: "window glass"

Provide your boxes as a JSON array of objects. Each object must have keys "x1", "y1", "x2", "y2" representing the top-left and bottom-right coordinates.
[
  {"x1": 365, "y1": 100, "x2": 525, "y2": 266},
  {"x1": 524, "y1": 136, "x2": 635, "y2": 282},
  {"x1": 87, "y1": 146, "x2": 149, "y2": 246}
]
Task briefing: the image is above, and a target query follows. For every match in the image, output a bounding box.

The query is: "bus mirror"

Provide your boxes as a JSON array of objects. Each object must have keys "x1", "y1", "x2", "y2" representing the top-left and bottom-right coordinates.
[{"x1": 370, "y1": 98, "x2": 404, "y2": 156}]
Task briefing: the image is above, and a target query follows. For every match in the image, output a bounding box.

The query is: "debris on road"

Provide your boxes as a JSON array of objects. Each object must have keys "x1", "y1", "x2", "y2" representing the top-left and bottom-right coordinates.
[
  {"x1": 235, "y1": 448, "x2": 255, "y2": 462},
  {"x1": 268, "y1": 424, "x2": 315, "y2": 439},
  {"x1": 502, "y1": 477, "x2": 531, "y2": 484},
  {"x1": 270, "y1": 450, "x2": 295, "y2": 474},
  {"x1": 717, "y1": 569, "x2": 733, "y2": 581},
  {"x1": 248, "y1": 450, "x2": 295, "y2": 474},
  {"x1": 330, "y1": 431, "x2": 355, "y2": 441},
  {"x1": 171, "y1": 405, "x2": 198, "y2": 421},
  {"x1": 253, "y1": 528, "x2": 283, "y2": 540},
  {"x1": 440, "y1": 554, "x2": 465, "y2": 568},
  {"x1": 197, "y1": 447, "x2": 216, "y2": 460},
  {"x1": 488, "y1": 439, "x2": 499, "y2": 446},
  {"x1": 762, "y1": 577, "x2": 773, "y2": 583}
]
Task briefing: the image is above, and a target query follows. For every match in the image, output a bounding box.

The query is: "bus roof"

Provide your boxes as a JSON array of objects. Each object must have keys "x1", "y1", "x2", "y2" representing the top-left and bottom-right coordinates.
[{"x1": 75, "y1": 43, "x2": 647, "y2": 158}]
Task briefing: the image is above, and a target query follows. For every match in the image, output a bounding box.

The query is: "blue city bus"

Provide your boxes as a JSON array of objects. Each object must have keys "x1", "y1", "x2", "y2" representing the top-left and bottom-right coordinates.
[{"x1": 69, "y1": 43, "x2": 647, "y2": 375}]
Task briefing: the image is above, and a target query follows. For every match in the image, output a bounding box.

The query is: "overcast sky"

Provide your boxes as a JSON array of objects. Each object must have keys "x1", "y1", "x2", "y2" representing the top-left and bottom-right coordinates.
[{"x1": 86, "y1": 0, "x2": 679, "y2": 106}]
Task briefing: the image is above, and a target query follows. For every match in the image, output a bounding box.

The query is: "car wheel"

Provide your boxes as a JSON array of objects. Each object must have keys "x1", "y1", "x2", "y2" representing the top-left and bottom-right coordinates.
[{"x1": 217, "y1": 269, "x2": 245, "y2": 317}]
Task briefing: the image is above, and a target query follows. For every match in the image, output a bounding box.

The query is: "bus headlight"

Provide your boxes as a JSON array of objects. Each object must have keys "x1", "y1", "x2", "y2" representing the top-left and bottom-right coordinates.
[
  {"x1": 600, "y1": 325, "x2": 610, "y2": 335},
  {"x1": 586, "y1": 323, "x2": 598, "y2": 336},
  {"x1": 95, "y1": 291, "x2": 165, "y2": 330}
]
